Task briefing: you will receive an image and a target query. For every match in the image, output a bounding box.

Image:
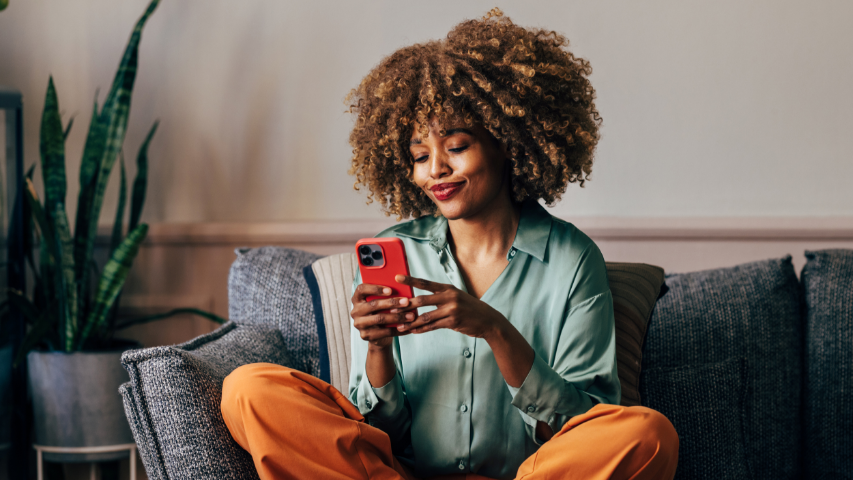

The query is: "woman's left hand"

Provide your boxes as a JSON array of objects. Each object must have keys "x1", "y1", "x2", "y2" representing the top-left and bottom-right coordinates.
[{"x1": 393, "y1": 274, "x2": 506, "y2": 339}]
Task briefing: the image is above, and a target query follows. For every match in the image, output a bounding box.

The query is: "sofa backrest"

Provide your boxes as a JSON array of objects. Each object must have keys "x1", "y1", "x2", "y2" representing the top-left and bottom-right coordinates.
[{"x1": 228, "y1": 247, "x2": 321, "y2": 376}]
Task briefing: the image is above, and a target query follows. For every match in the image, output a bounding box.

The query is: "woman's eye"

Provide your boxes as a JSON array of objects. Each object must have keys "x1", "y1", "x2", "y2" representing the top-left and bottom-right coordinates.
[
  {"x1": 449, "y1": 145, "x2": 469, "y2": 153},
  {"x1": 414, "y1": 155, "x2": 428, "y2": 163}
]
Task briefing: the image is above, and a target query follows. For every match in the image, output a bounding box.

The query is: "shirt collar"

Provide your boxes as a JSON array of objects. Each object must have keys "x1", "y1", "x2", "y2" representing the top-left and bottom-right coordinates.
[{"x1": 394, "y1": 199, "x2": 552, "y2": 262}]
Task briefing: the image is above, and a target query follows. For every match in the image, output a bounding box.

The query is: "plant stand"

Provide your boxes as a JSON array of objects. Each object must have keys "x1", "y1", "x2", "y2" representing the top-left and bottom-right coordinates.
[{"x1": 34, "y1": 443, "x2": 137, "y2": 480}]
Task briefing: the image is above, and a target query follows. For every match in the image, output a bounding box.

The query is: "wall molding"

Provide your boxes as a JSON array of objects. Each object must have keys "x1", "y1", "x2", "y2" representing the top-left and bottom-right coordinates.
[{"x1": 138, "y1": 216, "x2": 853, "y2": 245}]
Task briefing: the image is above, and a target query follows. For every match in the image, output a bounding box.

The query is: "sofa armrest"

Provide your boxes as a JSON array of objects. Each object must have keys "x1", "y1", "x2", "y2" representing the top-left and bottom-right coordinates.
[{"x1": 120, "y1": 321, "x2": 289, "y2": 480}]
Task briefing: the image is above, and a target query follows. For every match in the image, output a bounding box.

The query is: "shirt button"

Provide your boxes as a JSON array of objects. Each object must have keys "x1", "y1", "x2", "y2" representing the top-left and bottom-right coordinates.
[
  {"x1": 526, "y1": 405, "x2": 536, "y2": 413},
  {"x1": 458, "y1": 460, "x2": 465, "y2": 470},
  {"x1": 462, "y1": 348, "x2": 471, "y2": 358},
  {"x1": 460, "y1": 404, "x2": 468, "y2": 413}
]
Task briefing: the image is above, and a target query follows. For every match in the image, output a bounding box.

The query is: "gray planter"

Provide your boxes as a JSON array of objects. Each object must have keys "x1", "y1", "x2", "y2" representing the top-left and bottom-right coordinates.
[
  {"x1": 27, "y1": 347, "x2": 134, "y2": 462},
  {"x1": 0, "y1": 344, "x2": 12, "y2": 451}
]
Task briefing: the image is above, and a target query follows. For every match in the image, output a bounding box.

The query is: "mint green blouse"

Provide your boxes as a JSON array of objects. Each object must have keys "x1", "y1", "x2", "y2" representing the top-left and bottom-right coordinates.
[{"x1": 348, "y1": 200, "x2": 620, "y2": 479}]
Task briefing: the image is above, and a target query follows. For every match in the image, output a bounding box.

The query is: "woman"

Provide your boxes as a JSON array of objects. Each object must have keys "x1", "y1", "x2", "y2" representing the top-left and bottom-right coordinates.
[{"x1": 221, "y1": 9, "x2": 678, "y2": 480}]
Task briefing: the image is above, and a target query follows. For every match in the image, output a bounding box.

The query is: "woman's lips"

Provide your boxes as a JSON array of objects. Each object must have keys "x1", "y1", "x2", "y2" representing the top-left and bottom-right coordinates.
[{"x1": 430, "y1": 181, "x2": 464, "y2": 201}]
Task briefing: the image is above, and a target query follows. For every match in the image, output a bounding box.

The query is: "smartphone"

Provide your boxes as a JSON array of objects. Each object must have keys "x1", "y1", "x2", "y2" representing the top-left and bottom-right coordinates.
[{"x1": 355, "y1": 237, "x2": 414, "y2": 328}]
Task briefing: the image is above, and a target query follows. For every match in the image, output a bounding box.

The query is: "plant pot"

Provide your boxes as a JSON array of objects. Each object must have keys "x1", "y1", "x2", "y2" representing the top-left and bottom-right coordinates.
[
  {"x1": 0, "y1": 344, "x2": 12, "y2": 451},
  {"x1": 27, "y1": 344, "x2": 136, "y2": 462}
]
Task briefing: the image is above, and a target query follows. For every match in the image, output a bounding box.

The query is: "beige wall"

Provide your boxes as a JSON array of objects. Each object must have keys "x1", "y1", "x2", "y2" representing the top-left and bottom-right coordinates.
[{"x1": 1, "y1": 0, "x2": 851, "y2": 224}]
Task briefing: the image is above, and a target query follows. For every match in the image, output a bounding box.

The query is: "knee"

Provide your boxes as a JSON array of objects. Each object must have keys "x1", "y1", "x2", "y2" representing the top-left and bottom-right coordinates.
[
  {"x1": 626, "y1": 407, "x2": 679, "y2": 465},
  {"x1": 221, "y1": 363, "x2": 298, "y2": 415}
]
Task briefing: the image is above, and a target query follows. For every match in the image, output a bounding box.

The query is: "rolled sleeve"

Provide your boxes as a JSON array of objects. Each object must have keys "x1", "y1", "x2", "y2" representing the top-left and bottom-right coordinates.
[{"x1": 505, "y1": 289, "x2": 621, "y2": 445}]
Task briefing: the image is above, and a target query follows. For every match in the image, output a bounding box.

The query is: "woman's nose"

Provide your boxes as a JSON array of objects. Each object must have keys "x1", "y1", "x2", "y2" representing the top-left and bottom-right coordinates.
[{"x1": 428, "y1": 151, "x2": 451, "y2": 179}]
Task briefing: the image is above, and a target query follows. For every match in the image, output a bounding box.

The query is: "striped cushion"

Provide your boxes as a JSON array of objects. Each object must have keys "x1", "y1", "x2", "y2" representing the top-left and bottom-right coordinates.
[
  {"x1": 308, "y1": 253, "x2": 665, "y2": 404},
  {"x1": 606, "y1": 262, "x2": 666, "y2": 406}
]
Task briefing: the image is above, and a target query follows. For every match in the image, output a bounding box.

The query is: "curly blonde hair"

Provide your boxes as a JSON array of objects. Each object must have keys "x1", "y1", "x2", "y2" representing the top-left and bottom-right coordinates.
[{"x1": 347, "y1": 8, "x2": 602, "y2": 219}]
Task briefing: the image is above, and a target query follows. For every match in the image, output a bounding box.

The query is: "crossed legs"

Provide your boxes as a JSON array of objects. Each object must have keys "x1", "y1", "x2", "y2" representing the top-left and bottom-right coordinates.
[{"x1": 221, "y1": 364, "x2": 678, "y2": 480}]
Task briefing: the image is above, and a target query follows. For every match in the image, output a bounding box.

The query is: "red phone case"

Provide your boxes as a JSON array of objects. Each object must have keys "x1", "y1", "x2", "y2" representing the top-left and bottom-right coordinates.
[{"x1": 356, "y1": 237, "x2": 414, "y2": 328}]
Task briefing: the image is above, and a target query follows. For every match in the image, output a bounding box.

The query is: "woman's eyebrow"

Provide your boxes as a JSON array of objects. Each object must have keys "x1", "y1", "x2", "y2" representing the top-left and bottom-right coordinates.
[{"x1": 410, "y1": 128, "x2": 473, "y2": 145}]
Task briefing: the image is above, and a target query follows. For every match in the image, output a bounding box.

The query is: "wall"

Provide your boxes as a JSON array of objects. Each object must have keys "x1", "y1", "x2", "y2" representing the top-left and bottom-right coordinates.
[{"x1": 0, "y1": 0, "x2": 851, "y2": 224}]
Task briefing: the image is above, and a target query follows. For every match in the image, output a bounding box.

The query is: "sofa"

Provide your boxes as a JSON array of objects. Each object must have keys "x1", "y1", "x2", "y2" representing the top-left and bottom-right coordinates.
[{"x1": 119, "y1": 246, "x2": 853, "y2": 480}]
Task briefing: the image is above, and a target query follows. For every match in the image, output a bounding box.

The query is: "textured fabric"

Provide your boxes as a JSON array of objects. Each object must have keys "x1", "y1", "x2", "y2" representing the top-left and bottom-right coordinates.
[
  {"x1": 221, "y1": 363, "x2": 678, "y2": 480},
  {"x1": 605, "y1": 262, "x2": 666, "y2": 406},
  {"x1": 310, "y1": 253, "x2": 359, "y2": 394},
  {"x1": 228, "y1": 246, "x2": 321, "y2": 376},
  {"x1": 120, "y1": 322, "x2": 290, "y2": 480},
  {"x1": 802, "y1": 249, "x2": 853, "y2": 480},
  {"x1": 640, "y1": 358, "x2": 749, "y2": 480},
  {"x1": 348, "y1": 200, "x2": 620, "y2": 478},
  {"x1": 640, "y1": 256, "x2": 803, "y2": 480}
]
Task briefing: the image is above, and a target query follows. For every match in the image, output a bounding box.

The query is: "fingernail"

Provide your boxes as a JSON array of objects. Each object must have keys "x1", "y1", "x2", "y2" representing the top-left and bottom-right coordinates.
[
  {"x1": 399, "y1": 298, "x2": 408, "y2": 306},
  {"x1": 389, "y1": 308, "x2": 399, "y2": 313},
  {"x1": 397, "y1": 325, "x2": 406, "y2": 331},
  {"x1": 383, "y1": 287, "x2": 392, "y2": 294},
  {"x1": 406, "y1": 312, "x2": 415, "y2": 320}
]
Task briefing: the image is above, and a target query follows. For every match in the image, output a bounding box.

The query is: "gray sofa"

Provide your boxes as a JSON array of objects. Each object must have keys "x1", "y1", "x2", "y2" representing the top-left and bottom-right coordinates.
[{"x1": 119, "y1": 247, "x2": 853, "y2": 480}]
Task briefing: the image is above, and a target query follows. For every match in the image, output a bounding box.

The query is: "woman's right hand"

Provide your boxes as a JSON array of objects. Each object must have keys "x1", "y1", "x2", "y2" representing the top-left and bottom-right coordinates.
[{"x1": 350, "y1": 283, "x2": 416, "y2": 348}]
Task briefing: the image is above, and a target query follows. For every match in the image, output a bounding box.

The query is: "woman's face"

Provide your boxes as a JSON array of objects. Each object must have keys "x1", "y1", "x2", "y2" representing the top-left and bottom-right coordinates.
[{"x1": 409, "y1": 119, "x2": 510, "y2": 221}]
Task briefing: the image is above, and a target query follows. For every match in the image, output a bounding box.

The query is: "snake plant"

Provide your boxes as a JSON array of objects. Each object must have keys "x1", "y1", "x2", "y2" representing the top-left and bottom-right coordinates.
[{"x1": 3, "y1": 0, "x2": 225, "y2": 364}]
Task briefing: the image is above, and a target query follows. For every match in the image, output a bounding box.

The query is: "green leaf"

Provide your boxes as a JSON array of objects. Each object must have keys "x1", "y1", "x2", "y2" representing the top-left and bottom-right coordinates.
[
  {"x1": 23, "y1": 177, "x2": 56, "y2": 264},
  {"x1": 73, "y1": 0, "x2": 159, "y2": 306},
  {"x1": 77, "y1": 223, "x2": 148, "y2": 348},
  {"x1": 22, "y1": 165, "x2": 38, "y2": 277},
  {"x1": 110, "y1": 152, "x2": 128, "y2": 254},
  {"x1": 73, "y1": 96, "x2": 107, "y2": 294},
  {"x1": 63, "y1": 115, "x2": 75, "y2": 141},
  {"x1": 0, "y1": 0, "x2": 8, "y2": 12},
  {"x1": 2, "y1": 289, "x2": 39, "y2": 324},
  {"x1": 39, "y1": 77, "x2": 66, "y2": 210},
  {"x1": 129, "y1": 120, "x2": 157, "y2": 231},
  {"x1": 13, "y1": 308, "x2": 56, "y2": 367},
  {"x1": 51, "y1": 202, "x2": 77, "y2": 352}
]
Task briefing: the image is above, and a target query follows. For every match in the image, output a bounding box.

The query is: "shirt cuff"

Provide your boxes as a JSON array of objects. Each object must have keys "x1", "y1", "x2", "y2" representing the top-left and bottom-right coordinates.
[
  {"x1": 506, "y1": 353, "x2": 591, "y2": 445},
  {"x1": 356, "y1": 371, "x2": 405, "y2": 420}
]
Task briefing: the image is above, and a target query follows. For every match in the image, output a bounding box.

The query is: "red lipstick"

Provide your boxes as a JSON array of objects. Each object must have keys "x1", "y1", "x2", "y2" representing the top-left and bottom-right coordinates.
[{"x1": 430, "y1": 181, "x2": 464, "y2": 201}]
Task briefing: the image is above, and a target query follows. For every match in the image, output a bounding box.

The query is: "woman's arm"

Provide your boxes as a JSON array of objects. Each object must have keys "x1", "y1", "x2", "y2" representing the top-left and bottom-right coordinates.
[{"x1": 482, "y1": 319, "x2": 556, "y2": 442}]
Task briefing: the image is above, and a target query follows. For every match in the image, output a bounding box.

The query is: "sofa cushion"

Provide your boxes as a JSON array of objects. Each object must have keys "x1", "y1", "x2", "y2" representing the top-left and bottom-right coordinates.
[
  {"x1": 228, "y1": 246, "x2": 321, "y2": 376},
  {"x1": 120, "y1": 322, "x2": 289, "y2": 480},
  {"x1": 306, "y1": 253, "x2": 666, "y2": 405},
  {"x1": 640, "y1": 357, "x2": 750, "y2": 480},
  {"x1": 801, "y1": 249, "x2": 853, "y2": 479},
  {"x1": 640, "y1": 256, "x2": 803, "y2": 480},
  {"x1": 605, "y1": 262, "x2": 666, "y2": 406},
  {"x1": 303, "y1": 254, "x2": 359, "y2": 393}
]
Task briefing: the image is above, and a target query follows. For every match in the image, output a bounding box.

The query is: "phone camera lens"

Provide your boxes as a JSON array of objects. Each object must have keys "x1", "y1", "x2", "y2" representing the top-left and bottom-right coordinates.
[
  {"x1": 362, "y1": 256, "x2": 373, "y2": 266},
  {"x1": 371, "y1": 251, "x2": 383, "y2": 260},
  {"x1": 359, "y1": 245, "x2": 372, "y2": 256}
]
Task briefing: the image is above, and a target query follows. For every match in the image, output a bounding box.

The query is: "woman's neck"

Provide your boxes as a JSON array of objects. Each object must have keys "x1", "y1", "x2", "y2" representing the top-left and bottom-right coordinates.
[{"x1": 447, "y1": 192, "x2": 521, "y2": 265}]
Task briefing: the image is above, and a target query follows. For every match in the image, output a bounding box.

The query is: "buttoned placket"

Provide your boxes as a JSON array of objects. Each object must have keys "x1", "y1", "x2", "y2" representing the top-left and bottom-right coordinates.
[{"x1": 432, "y1": 240, "x2": 475, "y2": 474}]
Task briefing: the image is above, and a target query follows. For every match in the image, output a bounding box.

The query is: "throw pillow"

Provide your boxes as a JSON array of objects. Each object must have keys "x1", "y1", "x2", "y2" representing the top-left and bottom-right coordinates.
[
  {"x1": 641, "y1": 255, "x2": 803, "y2": 480},
  {"x1": 801, "y1": 249, "x2": 853, "y2": 479},
  {"x1": 605, "y1": 262, "x2": 666, "y2": 406}
]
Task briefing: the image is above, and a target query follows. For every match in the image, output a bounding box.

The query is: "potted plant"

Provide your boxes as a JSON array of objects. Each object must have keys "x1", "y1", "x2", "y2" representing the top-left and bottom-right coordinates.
[{"x1": 2, "y1": 0, "x2": 224, "y2": 465}]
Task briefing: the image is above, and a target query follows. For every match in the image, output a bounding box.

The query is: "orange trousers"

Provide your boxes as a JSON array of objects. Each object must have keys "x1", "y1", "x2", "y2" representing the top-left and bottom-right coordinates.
[{"x1": 221, "y1": 363, "x2": 678, "y2": 480}]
